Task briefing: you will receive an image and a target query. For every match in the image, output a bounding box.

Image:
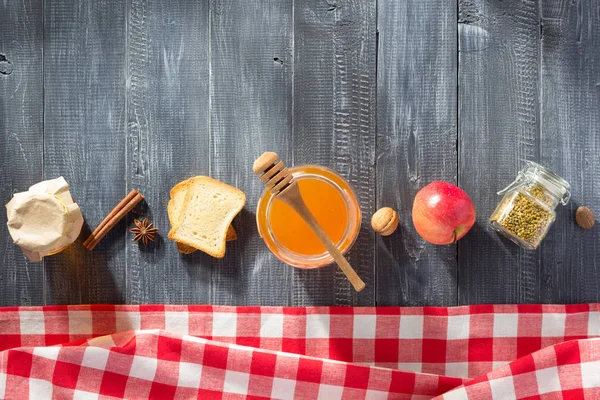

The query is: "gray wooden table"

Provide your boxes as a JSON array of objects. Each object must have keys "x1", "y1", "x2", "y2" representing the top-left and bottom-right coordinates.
[{"x1": 1, "y1": 0, "x2": 599, "y2": 307}]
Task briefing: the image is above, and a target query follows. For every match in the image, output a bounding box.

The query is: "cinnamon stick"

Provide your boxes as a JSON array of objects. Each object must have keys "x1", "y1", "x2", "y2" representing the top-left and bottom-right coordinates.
[
  {"x1": 83, "y1": 189, "x2": 139, "y2": 247},
  {"x1": 84, "y1": 189, "x2": 144, "y2": 250}
]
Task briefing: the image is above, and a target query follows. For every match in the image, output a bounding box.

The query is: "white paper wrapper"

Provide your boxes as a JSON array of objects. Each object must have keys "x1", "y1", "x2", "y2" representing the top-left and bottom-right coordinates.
[{"x1": 6, "y1": 177, "x2": 84, "y2": 262}]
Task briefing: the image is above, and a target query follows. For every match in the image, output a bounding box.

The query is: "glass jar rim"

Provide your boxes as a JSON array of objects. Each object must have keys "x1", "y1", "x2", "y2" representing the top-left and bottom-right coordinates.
[{"x1": 523, "y1": 161, "x2": 570, "y2": 204}]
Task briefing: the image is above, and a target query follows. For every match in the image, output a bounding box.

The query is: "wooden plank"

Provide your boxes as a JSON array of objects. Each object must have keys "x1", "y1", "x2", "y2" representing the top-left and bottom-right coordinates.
[
  {"x1": 539, "y1": 0, "x2": 600, "y2": 303},
  {"x1": 209, "y1": 0, "x2": 294, "y2": 305},
  {"x1": 292, "y1": 0, "x2": 376, "y2": 306},
  {"x1": 457, "y1": 0, "x2": 542, "y2": 304},
  {"x1": 0, "y1": 0, "x2": 44, "y2": 306},
  {"x1": 125, "y1": 0, "x2": 211, "y2": 304},
  {"x1": 43, "y1": 0, "x2": 127, "y2": 304},
  {"x1": 377, "y1": 0, "x2": 458, "y2": 306}
]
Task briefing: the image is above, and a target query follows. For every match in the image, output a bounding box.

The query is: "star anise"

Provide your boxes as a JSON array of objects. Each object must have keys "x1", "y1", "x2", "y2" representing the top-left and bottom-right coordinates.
[{"x1": 130, "y1": 218, "x2": 159, "y2": 246}]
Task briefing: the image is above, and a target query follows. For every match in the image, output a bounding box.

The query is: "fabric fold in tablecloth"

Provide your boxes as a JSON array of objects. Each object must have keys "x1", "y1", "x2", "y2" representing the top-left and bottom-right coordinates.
[{"x1": 1, "y1": 304, "x2": 599, "y2": 399}]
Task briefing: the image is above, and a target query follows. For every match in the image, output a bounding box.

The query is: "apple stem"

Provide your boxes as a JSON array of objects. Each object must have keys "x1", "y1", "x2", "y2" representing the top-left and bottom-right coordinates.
[{"x1": 452, "y1": 231, "x2": 457, "y2": 244}]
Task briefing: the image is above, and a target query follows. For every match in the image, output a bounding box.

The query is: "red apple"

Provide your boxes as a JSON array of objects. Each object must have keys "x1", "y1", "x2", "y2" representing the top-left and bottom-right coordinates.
[{"x1": 412, "y1": 181, "x2": 476, "y2": 245}]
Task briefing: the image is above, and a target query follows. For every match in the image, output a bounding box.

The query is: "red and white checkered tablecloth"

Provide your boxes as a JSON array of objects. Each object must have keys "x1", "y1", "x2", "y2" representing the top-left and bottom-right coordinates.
[{"x1": 1, "y1": 304, "x2": 599, "y2": 399}]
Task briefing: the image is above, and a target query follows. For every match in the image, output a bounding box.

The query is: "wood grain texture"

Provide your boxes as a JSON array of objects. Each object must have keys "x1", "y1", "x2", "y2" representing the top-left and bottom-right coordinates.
[
  {"x1": 43, "y1": 0, "x2": 127, "y2": 304},
  {"x1": 376, "y1": 0, "x2": 458, "y2": 306},
  {"x1": 540, "y1": 0, "x2": 600, "y2": 303},
  {"x1": 0, "y1": 0, "x2": 44, "y2": 306},
  {"x1": 293, "y1": 0, "x2": 377, "y2": 306},
  {"x1": 457, "y1": 0, "x2": 542, "y2": 304},
  {"x1": 209, "y1": 0, "x2": 294, "y2": 305},
  {"x1": 4, "y1": 0, "x2": 600, "y2": 307},
  {"x1": 125, "y1": 0, "x2": 212, "y2": 304}
]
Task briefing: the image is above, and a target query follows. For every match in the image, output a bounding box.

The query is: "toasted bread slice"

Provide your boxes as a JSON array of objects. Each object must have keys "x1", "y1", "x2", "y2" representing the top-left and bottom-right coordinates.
[
  {"x1": 168, "y1": 178, "x2": 238, "y2": 254},
  {"x1": 168, "y1": 177, "x2": 245, "y2": 258},
  {"x1": 168, "y1": 180, "x2": 197, "y2": 254},
  {"x1": 175, "y1": 242, "x2": 196, "y2": 255},
  {"x1": 225, "y1": 225, "x2": 237, "y2": 241},
  {"x1": 174, "y1": 227, "x2": 237, "y2": 254}
]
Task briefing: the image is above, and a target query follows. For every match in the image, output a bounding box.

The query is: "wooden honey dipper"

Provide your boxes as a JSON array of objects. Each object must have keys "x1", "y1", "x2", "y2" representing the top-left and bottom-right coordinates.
[{"x1": 253, "y1": 152, "x2": 366, "y2": 292}]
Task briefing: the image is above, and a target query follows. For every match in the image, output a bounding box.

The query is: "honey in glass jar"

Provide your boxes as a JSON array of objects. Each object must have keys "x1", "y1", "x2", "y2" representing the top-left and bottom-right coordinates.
[{"x1": 256, "y1": 165, "x2": 361, "y2": 268}]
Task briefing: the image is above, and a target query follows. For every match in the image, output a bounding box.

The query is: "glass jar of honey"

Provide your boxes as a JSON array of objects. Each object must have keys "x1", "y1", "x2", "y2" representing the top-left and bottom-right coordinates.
[
  {"x1": 489, "y1": 162, "x2": 570, "y2": 250},
  {"x1": 256, "y1": 165, "x2": 361, "y2": 268}
]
